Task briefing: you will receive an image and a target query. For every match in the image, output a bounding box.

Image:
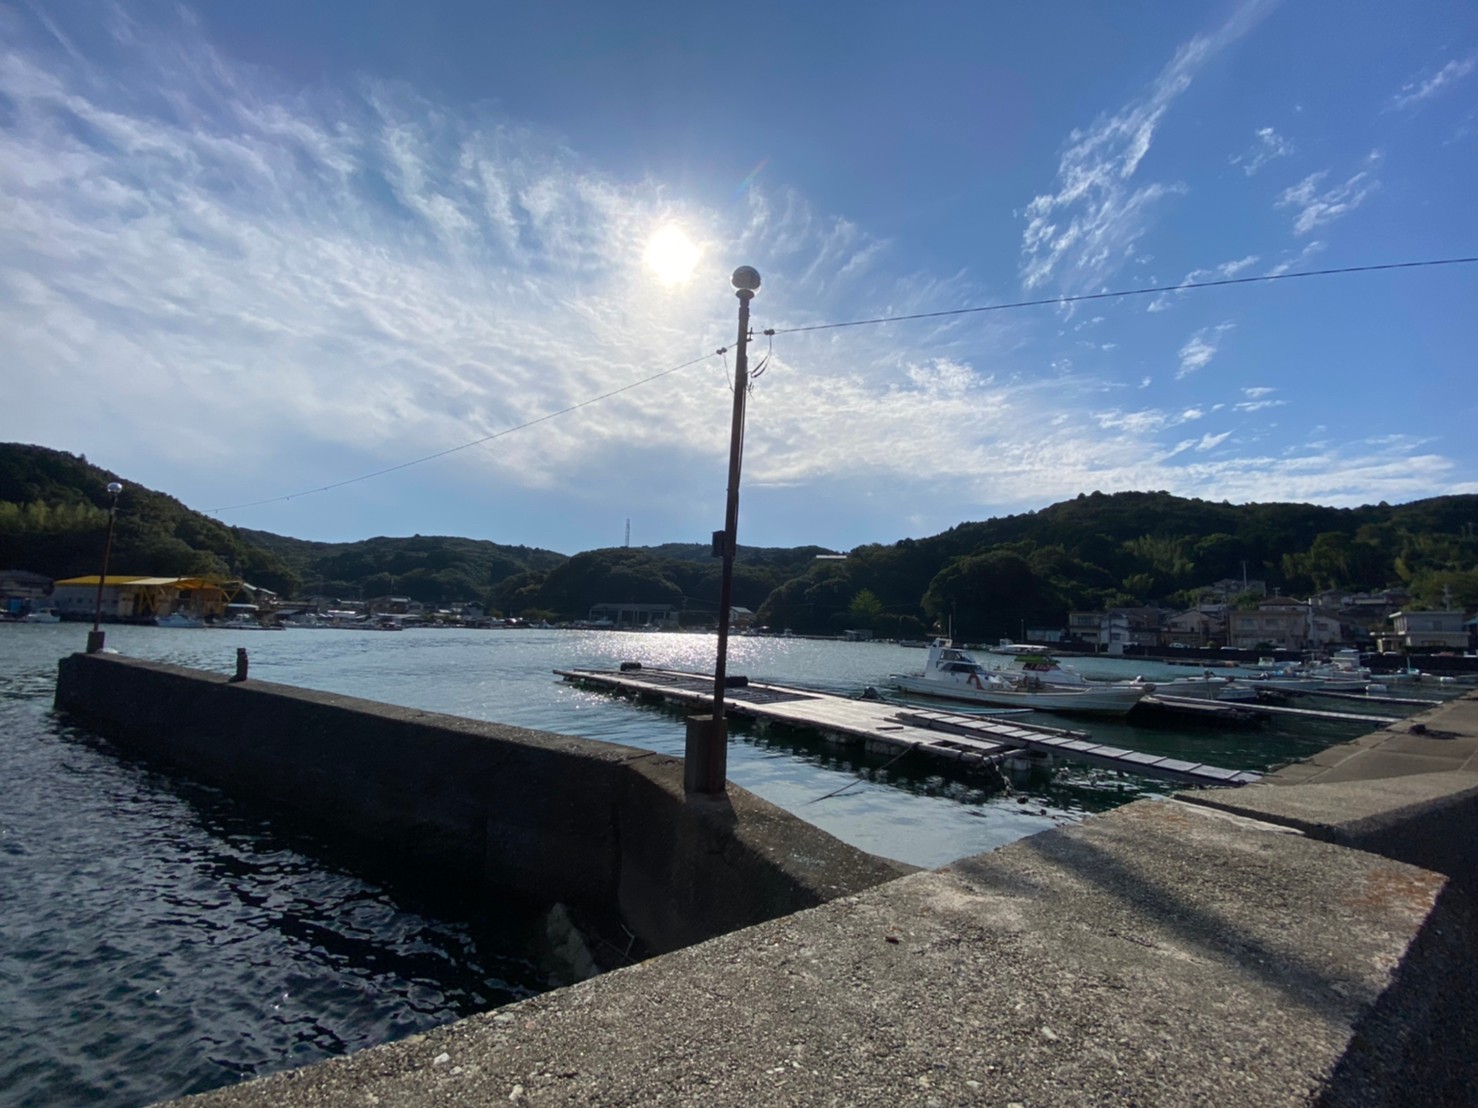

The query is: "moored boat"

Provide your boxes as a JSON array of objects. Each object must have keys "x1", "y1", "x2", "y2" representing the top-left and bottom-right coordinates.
[
  {"x1": 155, "y1": 611, "x2": 205, "y2": 628},
  {"x1": 891, "y1": 639, "x2": 1148, "y2": 717}
]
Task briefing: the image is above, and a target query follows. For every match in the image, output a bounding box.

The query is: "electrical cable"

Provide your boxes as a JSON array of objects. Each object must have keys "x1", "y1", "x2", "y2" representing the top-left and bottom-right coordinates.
[
  {"x1": 204, "y1": 253, "x2": 1475, "y2": 516},
  {"x1": 207, "y1": 351, "x2": 721, "y2": 514},
  {"x1": 768, "y1": 256, "x2": 1478, "y2": 336}
]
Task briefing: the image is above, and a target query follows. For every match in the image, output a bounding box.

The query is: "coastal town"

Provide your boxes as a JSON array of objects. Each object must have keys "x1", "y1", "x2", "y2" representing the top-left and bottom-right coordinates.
[{"x1": 5, "y1": 567, "x2": 1474, "y2": 666}]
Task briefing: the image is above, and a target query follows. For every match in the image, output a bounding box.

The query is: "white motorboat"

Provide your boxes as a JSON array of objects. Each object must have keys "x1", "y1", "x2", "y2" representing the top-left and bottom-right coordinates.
[
  {"x1": 890, "y1": 640, "x2": 1148, "y2": 717},
  {"x1": 1131, "y1": 672, "x2": 1260, "y2": 703},
  {"x1": 982, "y1": 641, "x2": 1250, "y2": 703},
  {"x1": 21, "y1": 608, "x2": 62, "y2": 623}
]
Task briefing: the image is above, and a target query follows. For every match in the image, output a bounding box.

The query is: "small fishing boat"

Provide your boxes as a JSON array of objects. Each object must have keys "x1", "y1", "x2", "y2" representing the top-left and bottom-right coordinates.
[
  {"x1": 21, "y1": 607, "x2": 62, "y2": 623},
  {"x1": 890, "y1": 640, "x2": 1148, "y2": 717},
  {"x1": 1131, "y1": 672, "x2": 1260, "y2": 703}
]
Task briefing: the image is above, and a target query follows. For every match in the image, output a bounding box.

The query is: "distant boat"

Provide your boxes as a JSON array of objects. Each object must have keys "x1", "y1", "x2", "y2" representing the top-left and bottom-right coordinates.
[
  {"x1": 156, "y1": 612, "x2": 205, "y2": 629},
  {"x1": 891, "y1": 639, "x2": 1148, "y2": 717},
  {"x1": 20, "y1": 608, "x2": 62, "y2": 624}
]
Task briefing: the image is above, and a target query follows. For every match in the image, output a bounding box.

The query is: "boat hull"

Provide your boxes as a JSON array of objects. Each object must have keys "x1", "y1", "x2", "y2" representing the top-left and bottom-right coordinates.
[{"x1": 890, "y1": 674, "x2": 1145, "y2": 717}]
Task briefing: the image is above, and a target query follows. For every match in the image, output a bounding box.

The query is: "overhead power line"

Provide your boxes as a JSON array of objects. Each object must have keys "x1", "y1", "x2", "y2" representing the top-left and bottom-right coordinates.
[
  {"x1": 768, "y1": 256, "x2": 1478, "y2": 335},
  {"x1": 206, "y1": 253, "x2": 1475, "y2": 516},
  {"x1": 207, "y1": 351, "x2": 721, "y2": 514}
]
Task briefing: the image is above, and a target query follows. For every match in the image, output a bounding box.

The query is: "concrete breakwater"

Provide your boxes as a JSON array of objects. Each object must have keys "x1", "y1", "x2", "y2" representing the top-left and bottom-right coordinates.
[
  {"x1": 54, "y1": 653, "x2": 1478, "y2": 1105},
  {"x1": 52, "y1": 652, "x2": 907, "y2": 958}
]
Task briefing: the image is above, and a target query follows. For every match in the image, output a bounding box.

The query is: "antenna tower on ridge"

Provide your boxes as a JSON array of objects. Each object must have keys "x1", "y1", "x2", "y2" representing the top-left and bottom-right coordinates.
[{"x1": 625, "y1": 518, "x2": 630, "y2": 547}]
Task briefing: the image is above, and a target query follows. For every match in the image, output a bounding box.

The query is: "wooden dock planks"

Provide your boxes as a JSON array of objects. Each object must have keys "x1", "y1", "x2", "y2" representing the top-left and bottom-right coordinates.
[{"x1": 555, "y1": 667, "x2": 1262, "y2": 787}]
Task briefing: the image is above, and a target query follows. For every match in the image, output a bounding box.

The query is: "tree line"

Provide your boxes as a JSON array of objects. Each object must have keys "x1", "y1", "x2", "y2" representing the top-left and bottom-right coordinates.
[{"x1": 3, "y1": 445, "x2": 1475, "y2": 635}]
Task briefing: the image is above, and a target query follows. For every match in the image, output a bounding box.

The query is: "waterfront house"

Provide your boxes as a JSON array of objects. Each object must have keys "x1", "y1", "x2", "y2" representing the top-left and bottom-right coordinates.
[
  {"x1": 1, "y1": 569, "x2": 53, "y2": 617},
  {"x1": 1378, "y1": 610, "x2": 1471, "y2": 652},
  {"x1": 587, "y1": 602, "x2": 680, "y2": 629},
  {"x1": 1070, "y1": 608, "x2": 1165, "y2": 653},
  {"x1": 1227, "y1": 599, "x2": 1311, "y2": 650},
  {"x1": 50, "y1": 575, "x2": 235, "y2": 622},
  {"x1": 1163, "y1": 605, "x2": 1226, "y2": 648}
]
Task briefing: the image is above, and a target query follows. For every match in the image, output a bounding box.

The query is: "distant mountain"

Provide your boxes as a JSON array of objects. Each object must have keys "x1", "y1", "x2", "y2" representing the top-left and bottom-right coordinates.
[
  {"x1": 0, "y1": 444, "x2": 567, "y2": 605},
  {"x1": 5, "y1": 444, "x2": 1474, "y2": 631},
  {"x1": 234, "y1": 527, "x2": 567, "y2": 604},
  {"x1": 0, "y1": 442, "x2": 302, "y2": 593}
]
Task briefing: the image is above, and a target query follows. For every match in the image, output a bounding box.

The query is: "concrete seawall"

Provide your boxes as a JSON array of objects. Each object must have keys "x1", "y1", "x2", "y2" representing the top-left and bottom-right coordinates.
[
  {"x1": 53, "y1": 654, "x2": 1478, "y2": 1105},
  {"x1": 53, "y1": 652, "x2": 908, "y2": 956}
]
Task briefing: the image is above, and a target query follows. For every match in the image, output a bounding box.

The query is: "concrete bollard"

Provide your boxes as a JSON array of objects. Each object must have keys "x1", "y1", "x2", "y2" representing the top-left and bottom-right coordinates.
[{"x1": 230, "y1": 648, "x2": 248, "y2": 683}]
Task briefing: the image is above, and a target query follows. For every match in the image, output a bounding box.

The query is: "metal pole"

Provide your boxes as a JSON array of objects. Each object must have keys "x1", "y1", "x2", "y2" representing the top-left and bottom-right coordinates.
[
  {"x1": 687, "y1": 267, "x2": 760, "y2": 794},
  {"x1": 87, "y1": 482, "x2": 123, "y2": 653}
]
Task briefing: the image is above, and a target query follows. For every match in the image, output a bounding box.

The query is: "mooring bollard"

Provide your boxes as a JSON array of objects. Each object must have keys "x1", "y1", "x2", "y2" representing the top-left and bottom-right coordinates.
[{"x1": 230, "y1": 648, "x2": 248, "y2": 683}]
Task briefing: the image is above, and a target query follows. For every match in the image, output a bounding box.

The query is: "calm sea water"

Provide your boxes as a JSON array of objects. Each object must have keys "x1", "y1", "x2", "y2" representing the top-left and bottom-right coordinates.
[{"x1": 0, "y1": 623, "x2": 1423, "y2": 1106}]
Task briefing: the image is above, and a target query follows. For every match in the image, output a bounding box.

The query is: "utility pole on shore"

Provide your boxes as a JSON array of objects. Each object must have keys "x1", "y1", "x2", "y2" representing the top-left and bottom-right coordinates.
[
  {"x1": 87, "y1": 482, "x2": 124, "y2": 654},
  {"x1": 686, "y1": 265, "x2": 761, "y2": 795}
]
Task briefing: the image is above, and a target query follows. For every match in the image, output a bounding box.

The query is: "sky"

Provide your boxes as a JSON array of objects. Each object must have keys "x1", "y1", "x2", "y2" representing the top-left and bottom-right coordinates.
[{"x1": 3, "y1": 0, "x2": 1476, "y2": 556}]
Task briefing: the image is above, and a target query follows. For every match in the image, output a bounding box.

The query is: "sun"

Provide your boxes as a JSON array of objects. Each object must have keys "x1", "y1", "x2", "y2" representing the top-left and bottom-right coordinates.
[{"x1": 643, "y1": 224, "x2": 701, "y2": 285}]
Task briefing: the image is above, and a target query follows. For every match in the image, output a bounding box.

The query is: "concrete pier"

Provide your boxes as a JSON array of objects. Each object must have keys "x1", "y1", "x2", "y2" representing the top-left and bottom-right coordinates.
[
  {"x1": 52, "y1": 654, "x2": 1478, "y2": 1105},
  {"x1": 53, "y1": 652, "x2": 907, "y2": 956}
]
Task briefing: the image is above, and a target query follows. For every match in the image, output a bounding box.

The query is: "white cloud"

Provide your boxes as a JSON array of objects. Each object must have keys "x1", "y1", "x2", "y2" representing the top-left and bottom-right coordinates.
[
  {"x1": 1146, "y1": 255, "x2": 1260, "y2": 312},
  {"x1": 1275, "y1": 155, "x2": 1381, "y2": 235},
  {"x1": 1390, "y1": 55, "x2": 1478, "y2": 110},
  {"x1": 1196, "y1": 431, "x2": 1233, "y2": 450},
  {"x1": 1176, "y1": 322, "x2": 1235, "y2": 378},
  {"x1": 2, "y1": 4, "x2": 1473, "y2": 551},
  {"x1": 1264, "y1": 239, "x2": 1326, "y2": 276},
  {"x1": 1019, "y1": 0, "x2": 1274, "y2": 293},
  {"x1": 1230, "y1": 126, "x2": 1293, "y2": 175}
]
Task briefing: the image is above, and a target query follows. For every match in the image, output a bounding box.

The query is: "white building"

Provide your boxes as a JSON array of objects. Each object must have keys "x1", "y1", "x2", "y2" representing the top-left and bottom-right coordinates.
[{"x1": 1378, "y1": 610, "x2": 1470, "y2": 652}]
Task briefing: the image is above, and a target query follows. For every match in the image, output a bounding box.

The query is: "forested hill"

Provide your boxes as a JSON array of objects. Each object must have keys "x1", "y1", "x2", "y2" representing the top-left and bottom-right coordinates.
[
  {"x1": 0, "y1": 444, "x2": 568, "y2": 603},
  {"x1": 755, "y1": 490, "x2": 1478, "y2": 641},
  {"x1": 4, "y1": 443, "x2": 1475, "y2": 633},
  {"x1": 233, "y1": 528, "x2": 568, "y2": 604}
]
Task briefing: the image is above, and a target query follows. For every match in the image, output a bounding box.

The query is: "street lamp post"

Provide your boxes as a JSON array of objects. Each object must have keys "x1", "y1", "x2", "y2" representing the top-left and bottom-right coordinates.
[
  {"x1": 686, "y1": 265, "x2": 760, "y2": 795},
  {"x1": 87, "y1": 481, "x2": 124, "y2": 654}
]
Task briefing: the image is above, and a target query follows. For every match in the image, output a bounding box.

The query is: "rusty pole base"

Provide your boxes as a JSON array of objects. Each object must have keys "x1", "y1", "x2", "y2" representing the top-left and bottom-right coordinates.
[{"x1": 684, "y1": 715, "x2": 728, "y2": 795}]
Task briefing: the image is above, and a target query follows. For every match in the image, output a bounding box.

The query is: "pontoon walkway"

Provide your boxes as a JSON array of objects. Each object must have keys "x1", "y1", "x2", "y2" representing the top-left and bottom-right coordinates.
[{"x1": 555, "y1": 666, "x2": 1262, "y2": 787}]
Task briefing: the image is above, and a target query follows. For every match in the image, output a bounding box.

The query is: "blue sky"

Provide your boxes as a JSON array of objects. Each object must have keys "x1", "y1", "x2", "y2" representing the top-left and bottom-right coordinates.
[{"x1": 3, "y1": 0, "x2": 1475, "y2": 555}]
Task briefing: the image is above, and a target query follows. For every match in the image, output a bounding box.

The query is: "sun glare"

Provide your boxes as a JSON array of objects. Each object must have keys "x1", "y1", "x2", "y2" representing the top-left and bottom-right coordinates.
[{"x1": 643, "y1": 224, "x2": 701, "y2": 285}]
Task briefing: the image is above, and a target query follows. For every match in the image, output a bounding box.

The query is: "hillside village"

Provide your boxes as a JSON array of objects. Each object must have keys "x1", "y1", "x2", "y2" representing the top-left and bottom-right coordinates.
[
  {"x1": 3, "y1": 445, "x2": 1476, "y2": 656},
  {"x1": 4, "y1": 565, "x2": 1474, "y2": 661}
]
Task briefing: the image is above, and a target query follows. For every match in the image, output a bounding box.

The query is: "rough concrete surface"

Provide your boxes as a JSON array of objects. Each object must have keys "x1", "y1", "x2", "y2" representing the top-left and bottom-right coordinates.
[
  {"x1": 1264, "y1": 692, "x2": 1478, "y2": 786},
  {"x1": 170, "y1": 798, "x2": 1449, "y2": 1107}
]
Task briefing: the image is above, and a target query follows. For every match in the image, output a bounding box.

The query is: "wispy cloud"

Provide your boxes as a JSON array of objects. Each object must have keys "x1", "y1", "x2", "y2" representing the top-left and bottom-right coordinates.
[
  {"x1": 1019, "y1": 0, "x2": 1274, "y2": 293},
  {"x1": 1147, "y1": 255, "x2": 1260, "y2": 312},
  {"x1": 1390, "y1": 54, "x2": 1478, "y2": 110},
  {"x1": 1, "y1": 3, "x2": 1470, "y2": 550},
  {"x1": 1229, "y1": 126, "x2": 1293, "y2": 175},
  {"x1": 1236, "y1": 386, "x2": 1285, "y2": 412},
  {"x1": 1275, "y1": 153, "x2": 1381, "y2": 235},
  {"x1": 1176, "y1": 322, "x2": 1235, "y2": 378},
  {"x1": 1264, "y1": 239, "x2": 1326, "y2": 276}
]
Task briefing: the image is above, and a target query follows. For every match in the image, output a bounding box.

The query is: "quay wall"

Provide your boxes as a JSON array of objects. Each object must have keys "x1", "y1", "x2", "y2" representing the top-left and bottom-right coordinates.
[
  {"x1": 53, "y1": 652, "x2": 907, "y2": 955},
  {"x1": 174, "y1": 694, "x2": 1478, "y2": 1108},
  {"x1": 57, "y1": 652, "x2": 1478, "y2": 1105}
]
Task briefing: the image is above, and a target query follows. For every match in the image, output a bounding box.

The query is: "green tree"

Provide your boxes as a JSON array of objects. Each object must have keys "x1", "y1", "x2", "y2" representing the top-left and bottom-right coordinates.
[{"x1": 846, "y1": 588, "x2": 885, "y2": 630}]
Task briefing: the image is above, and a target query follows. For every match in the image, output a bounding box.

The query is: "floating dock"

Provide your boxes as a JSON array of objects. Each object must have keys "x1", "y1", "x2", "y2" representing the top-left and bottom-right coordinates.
[{"x1": 555, "y1": 666, "x2": 1262, "y2": 787}]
